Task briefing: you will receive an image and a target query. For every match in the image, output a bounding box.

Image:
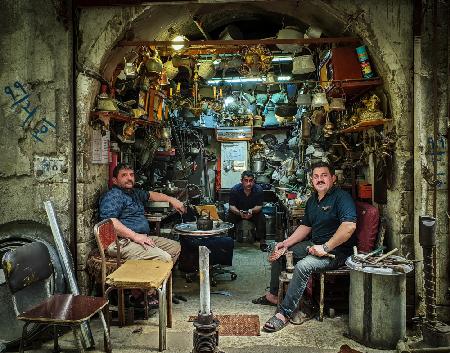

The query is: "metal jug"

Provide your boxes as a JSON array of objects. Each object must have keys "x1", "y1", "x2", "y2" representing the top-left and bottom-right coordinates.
[
  {"x1": 276, "y1": 26, "x2": 303, "y2": 53},
  {"x1": 198, "y1": 60, "x2": 216, "y2": 80},
  {"x1": 329, "y1": 97, "x2": 346, "y2": 111},
  {"x1": 197, "y1": 210, "x2": 213, "y2": 231},
  {"x1": 263, "y1": 101, "x2": 278, "y2": 126},
  {"x1": 163, "y1": 60, "x2": 179, "y2": 79},
  {"x1": 311, "y1": 89, "x2": 328, "y2": 108},
  {"x1": 296, "y1": 93, "x2": 312, "y2": 106},
  {"x1": 292, "y1": 48, "x2": 315, "y2": 75}
]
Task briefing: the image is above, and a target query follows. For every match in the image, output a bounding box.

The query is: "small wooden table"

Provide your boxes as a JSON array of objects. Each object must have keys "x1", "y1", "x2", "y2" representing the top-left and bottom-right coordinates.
[{"x1": 105, "y1": 260, "x2": 173, "y2": 351}]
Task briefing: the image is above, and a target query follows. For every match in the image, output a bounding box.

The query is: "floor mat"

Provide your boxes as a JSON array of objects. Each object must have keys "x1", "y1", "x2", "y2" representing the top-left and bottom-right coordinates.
[{"x1": 188, "y1": 314, "x2": 260, "y2": 336}]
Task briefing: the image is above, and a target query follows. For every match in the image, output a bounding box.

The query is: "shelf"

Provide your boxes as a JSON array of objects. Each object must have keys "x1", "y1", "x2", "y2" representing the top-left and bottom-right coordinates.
[
  {"x1": 339, "y1": 118, "x2": 391, "y2": 133},
  {"x1": 326, "y1": 77, "x2": 383, "y2": 100},
  {"x1": 90, "y1": 111, "x2": 161, "y2": 127}
]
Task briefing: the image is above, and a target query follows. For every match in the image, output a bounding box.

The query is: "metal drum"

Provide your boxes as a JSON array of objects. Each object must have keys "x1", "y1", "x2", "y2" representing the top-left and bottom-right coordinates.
[
  {"x1": 346, "y1": 256, "x2": 413, "y2": 349},
  {"x1": 265, "y1": 214, "x2": 276, "y2": 238},
  {"x1": 173, "y1": 222, "x2": 234, "y2": 273}
]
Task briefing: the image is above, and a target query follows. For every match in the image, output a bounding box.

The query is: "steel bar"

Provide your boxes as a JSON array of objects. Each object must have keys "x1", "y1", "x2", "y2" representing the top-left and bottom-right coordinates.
[
  {"x1": 199, "y1": 246, "x2": 211, "y2": 315},
  {"x1": 44, "y1": 201, "x2": 95, "y2": 348}
]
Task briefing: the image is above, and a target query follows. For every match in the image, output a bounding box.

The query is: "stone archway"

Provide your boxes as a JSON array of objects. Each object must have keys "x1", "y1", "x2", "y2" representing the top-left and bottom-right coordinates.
[{"x1": 75, "y1": 1, "x2": 413, "y2": 299}]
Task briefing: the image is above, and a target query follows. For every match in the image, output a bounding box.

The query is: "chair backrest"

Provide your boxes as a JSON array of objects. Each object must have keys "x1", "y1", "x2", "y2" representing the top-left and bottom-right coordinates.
[
  {"x1": 354, "y1": 201, "x2": 380, "y2": 253},
  {"x1": 2, "y1": 242, "x2": 53, "y2": 294},
  {"x1": 94, "y1": 218, "x2": 118, "y2": 258},
  {"x1": 94, "y1": 218, "x2": 120, "y2": 295}
]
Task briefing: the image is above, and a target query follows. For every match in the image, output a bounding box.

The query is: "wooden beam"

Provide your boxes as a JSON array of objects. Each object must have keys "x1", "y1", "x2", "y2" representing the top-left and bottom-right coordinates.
[{"x1": 118, "y1": 37, "x2": 361, "y2": 48}]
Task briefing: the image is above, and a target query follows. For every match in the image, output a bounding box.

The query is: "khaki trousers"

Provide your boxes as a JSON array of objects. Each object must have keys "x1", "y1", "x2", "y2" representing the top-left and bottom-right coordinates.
[{"x1": 107, "y1": 236, "x2": 181, "y2": 263}]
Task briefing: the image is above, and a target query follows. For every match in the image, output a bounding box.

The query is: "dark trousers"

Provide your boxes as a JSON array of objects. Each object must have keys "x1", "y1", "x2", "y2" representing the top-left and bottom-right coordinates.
[{"x1": 227, "y1": 211, "x2": 266, "y2": 241}]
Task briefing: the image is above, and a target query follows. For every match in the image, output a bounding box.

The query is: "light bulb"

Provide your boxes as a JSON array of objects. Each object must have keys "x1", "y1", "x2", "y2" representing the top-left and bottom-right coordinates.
[{"x1": 172, "y1": 35, "x2": 186, "y2": 51}]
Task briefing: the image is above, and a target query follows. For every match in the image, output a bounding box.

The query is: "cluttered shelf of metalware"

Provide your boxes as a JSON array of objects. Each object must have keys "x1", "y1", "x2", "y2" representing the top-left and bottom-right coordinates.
[{"x1": 90, "y1": 110, "x2": 164, "y2": 127}]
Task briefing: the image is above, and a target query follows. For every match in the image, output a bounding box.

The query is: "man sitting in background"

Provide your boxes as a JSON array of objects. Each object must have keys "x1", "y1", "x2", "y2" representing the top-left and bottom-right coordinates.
[{"x1": 227, "y1": 170, "x2": 267, "y2": 251}]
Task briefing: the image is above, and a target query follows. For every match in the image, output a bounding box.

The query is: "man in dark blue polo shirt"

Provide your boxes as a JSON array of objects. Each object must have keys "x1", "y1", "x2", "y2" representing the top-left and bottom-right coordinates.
[
  {"x1": 253, "y1": 162, "x2": 357, "y2": 332},
  {"x1": 227, "y1": 170, "x2": 267, "y2": 251}
]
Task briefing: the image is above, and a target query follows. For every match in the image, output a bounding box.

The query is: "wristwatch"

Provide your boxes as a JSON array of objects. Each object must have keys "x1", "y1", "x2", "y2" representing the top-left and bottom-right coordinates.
[{"x1": 322, "y1": 243, "x2": 330, "y2": 253}]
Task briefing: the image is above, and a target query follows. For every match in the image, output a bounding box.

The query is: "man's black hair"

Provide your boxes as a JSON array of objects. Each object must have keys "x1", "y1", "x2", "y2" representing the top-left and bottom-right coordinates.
[
  {"x1": 310, "y1": 161, "x2": 335, "y2": 175},
  {"x1": 112, "y1": 163, "x2": 134, "y2": 178},
  {"x1": 241, "y1": 170, "x2": 255, "y2": 180}
]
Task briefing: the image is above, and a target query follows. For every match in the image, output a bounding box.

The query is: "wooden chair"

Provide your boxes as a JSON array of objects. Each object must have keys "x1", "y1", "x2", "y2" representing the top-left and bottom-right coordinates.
[
  {"x1": 2, "y1": 241, "x2": 111, "y2": 353},
  {"x1": 316, "y1": 202, "x2": 381, "y2": 321},
  {"x1": 93, "y1": 219, "x2": 173, "y2": 351}
]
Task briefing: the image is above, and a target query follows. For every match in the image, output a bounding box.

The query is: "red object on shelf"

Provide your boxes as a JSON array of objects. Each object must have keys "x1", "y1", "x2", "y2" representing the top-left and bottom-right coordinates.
[
  {"x1": 108, "y1": 151, "x2": 118, "y2": 188},
  {"x1": 286, "y1": 192, "x2": 297, "y2": 200},
  {"x1": 357, "y1": 182, "x2": 372, "y2": 199},
  {"x1": 154, "y1": 149, "x2": 176, "y2": 157}
]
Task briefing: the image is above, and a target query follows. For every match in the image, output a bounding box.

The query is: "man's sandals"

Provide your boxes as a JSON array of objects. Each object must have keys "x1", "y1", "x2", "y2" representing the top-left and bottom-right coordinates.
[
  {"x1": 251, "y1": 295, "x2": 277, "y2": 306},
  {"x1": 263, "y1": 314, "x2": 288, "y2": 332},
  {"x1": 263, "y1": 311, "x2": 313, "y2": 332}
]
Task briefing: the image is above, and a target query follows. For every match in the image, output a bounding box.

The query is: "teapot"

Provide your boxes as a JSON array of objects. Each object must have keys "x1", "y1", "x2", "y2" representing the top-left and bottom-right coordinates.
[{"x1": 197, "y1": 210, "x2": 213, "y2": 231}]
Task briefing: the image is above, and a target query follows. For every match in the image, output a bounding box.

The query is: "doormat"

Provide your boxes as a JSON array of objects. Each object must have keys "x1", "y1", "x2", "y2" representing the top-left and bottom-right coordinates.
[{"x1": 188, "y1": 314, "x2": 260, "y2": 336}]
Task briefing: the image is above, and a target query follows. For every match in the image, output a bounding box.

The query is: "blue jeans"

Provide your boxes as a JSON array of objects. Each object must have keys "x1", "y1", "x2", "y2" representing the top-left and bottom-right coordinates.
[{"x1": 271, "y1": 240, "x2": 347, "y2": 319}]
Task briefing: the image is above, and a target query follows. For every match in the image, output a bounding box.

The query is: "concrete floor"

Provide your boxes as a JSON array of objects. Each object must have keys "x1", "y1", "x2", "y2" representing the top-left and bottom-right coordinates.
[{"x1": 35, "y1": 243, "x2": 395, "y2": 353}]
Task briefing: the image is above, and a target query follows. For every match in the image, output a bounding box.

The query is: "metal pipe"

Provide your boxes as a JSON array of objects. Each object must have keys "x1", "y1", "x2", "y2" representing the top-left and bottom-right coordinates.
[
  {"x1": 199, "y1": 246, "x2": 211, "y2": 315},
  {"x1": 192, "y1": 16, "x2": 211, "y2": 40},
  {"x1": 432, "y1": 0, "x2": 438, "y2": 217},
  {"x1": 413, "y1": 0, "x2": 425, "y2": 316},
  {"x1": 447, "y1": 0, "x2": 450, "y2": 298},
  {"x1": 44, "y1": 201, "x2": 95, "y2": 348},
  {"x1": 419, "y1": 216, "x2": 437, "y2": 324}
]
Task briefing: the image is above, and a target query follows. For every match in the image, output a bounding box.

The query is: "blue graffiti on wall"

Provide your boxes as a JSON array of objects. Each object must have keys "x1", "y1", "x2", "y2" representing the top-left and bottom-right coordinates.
[
  {"x1": 427, "y1": 135, "x2": 447, "y2": 162},
  {"x1": 4, "y1": 81, "x2": 56, "y2": 142}
]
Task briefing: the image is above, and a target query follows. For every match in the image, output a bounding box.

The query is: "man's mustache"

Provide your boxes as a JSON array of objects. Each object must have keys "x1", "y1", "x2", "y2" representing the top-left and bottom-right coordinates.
[{"x1": 316, "y1": 181, "x2": 325, "y2": 185}]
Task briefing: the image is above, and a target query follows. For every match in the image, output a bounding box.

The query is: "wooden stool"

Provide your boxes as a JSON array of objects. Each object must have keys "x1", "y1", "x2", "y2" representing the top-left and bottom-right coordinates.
[
  {"x1": 105, "y1": 260, "x2": 173, "y2": 352},
  {"x1": 277, "y1": 271, "x2": 293, "y2": 310}
]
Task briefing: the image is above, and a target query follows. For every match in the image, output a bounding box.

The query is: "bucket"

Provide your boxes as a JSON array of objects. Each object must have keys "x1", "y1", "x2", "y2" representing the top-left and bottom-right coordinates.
[{"x1": 347, "y1": 256, "x2": 413, "y2": 349}]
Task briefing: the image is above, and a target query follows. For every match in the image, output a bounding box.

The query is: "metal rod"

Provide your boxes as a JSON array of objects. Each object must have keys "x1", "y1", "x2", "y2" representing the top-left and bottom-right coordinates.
[
  {"x1": 199, "y1": 246, "x2": 211, "y2": 315},
  {"x1": 373, "y1": 247, "x2": 398, "y2": 263},
  {"x1": 118, "y1": 37, "x2": 360, "y2": 47},
  {"x1": 44, "y1": 201, "x2": 95, "y2": 348}
]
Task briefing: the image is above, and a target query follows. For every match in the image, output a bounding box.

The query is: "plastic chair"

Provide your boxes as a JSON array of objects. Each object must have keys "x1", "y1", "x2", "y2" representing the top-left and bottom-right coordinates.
[{"x1": 2, "y1": 241, "x2": 111, "y2": 353}]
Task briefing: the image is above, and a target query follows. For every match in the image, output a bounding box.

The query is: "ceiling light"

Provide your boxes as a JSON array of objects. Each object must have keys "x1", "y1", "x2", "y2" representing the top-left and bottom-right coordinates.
[
  {"x1": 171, "y1": 35, "x2": 187, "y2": 51},
  {"x1": 207, "y1": 77, "x2": 263, "y2": 85},
  {"x1": 272, "y1": 56, "x2": 293, "y2": 62}
]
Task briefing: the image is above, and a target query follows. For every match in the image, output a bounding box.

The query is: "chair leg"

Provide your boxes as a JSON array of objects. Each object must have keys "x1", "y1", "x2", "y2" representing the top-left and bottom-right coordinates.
[
  {"x1": 167, "y1": 273, "x2": 172, "y2": 328},
  {"x1": 72, "y1": 326, "x2": 86, "y2": 353},
  {"x1": 118, "y1": 288, "x2": 125, "y2": 327},
  {"x1": 158, "y1": 279, "x2": 168, "y2": 352},
  {"x1": 319, "y1": 273, "x2": 325, "y2": 322},
  {"x1": 19, "y1": 322, "x2": 30, "y2": 353},
  {"x1": 99, "y1": 309, "x2": 112, "y2": 353},
  {"x1": 144, "y1": 291, "x2": 149, "y2": 320},
  {"x1": 53, "y1": 325, "x2": 60, "y2": 353}
]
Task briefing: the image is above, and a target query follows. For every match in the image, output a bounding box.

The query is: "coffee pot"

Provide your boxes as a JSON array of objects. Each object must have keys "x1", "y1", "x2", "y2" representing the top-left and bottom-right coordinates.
[{"x1": 197, "y1": 210, "x2": 213, "y2": 231}]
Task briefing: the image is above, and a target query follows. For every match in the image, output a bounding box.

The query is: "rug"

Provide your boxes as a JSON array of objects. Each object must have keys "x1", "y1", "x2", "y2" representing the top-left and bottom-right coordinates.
[{"x1": 188, "y1": 314, "x2": 260, "y2": 336}]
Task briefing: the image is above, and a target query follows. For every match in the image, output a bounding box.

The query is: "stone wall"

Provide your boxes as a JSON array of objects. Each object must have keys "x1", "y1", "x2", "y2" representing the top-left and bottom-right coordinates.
[{"x1": 0, "y1": 2, "x2": 73, "y2": 245}]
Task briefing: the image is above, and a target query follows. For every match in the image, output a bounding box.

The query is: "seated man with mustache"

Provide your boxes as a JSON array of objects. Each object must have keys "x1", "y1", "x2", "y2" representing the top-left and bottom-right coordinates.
[
  {"x1": 99, "y1": 163, "x2": 186, "y2": 263},
  {"x1": 252, "y1": 161, "x2": 357, "y2": 332}
]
